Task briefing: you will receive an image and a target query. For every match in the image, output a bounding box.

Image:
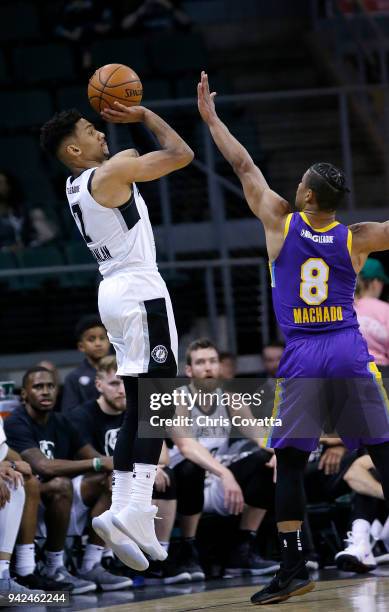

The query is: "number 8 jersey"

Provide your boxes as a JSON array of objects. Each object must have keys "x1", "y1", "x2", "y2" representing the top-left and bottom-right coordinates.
[
  {"x1": 66, "y1": 167, "x2": 157, "y2": 278},
  {"x1": 270, "y1": 211, "x2": 359, "y2": 341}
]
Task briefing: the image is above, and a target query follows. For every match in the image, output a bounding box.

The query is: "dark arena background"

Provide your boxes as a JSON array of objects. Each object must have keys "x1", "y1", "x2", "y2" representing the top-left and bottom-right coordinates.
[{"x1": 1, "y1": 0, "x2": 389, "y2": 610}]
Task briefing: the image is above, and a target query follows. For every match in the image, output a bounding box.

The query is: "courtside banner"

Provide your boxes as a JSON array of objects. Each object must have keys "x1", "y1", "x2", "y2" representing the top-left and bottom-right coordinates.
[{"x1": 137, "y1": 377, "x2": 389, "y2": 441}]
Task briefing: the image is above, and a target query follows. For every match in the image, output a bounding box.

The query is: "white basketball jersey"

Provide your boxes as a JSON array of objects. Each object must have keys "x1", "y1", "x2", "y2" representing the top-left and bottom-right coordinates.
[
  {"x1": 65, "y1": 167, "x2": 157, "y2": 278},
  {"x1": 169, "y1": 385, "x2": 231, "y2": 468}
]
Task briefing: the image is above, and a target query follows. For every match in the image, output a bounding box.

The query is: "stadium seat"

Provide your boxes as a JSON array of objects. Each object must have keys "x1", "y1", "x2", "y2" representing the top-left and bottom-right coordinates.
[
  {"x1": 143, "y1": 79, "x2": 171, "y2": 101},
  {"x1": 148, "y1": 31, "x2": 208, "y2": 76},
  {"x1": 0, "y1": 90, "x2": 53, "y2": 128},
  {"x1": 0, "y1": 50, "x2": 9, "y2": 83},
  {"x1": 0, "y1": 2, "x2": 40, "y2": 41},
  {"x1": 89, "y1": 38, "x2": 151, "y2": 77},
  {"x1": 0, "y1": 135, "x2": 56, "y2": 203},
  {"x1": 65, "y1": 240, "x2": 98, "y2": 287},
  {"x1": 183, "y1": 1, "x2": 226, "y2": 24},
  {"x1": 57, "y1": 85, "x2": 94, "y2": 119},
  {"x1": 16, "y1": 245, "x2": 68, "y2": 290},
  {"x1": 0, "y1": 251, "x2": 21, "y2": 290},
  {"x1": 13, "y1": 44, "x2": 75, "y2": 82}
]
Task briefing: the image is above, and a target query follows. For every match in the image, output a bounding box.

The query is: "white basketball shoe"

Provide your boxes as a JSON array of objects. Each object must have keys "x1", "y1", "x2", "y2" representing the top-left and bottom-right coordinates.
[
  {"x1": 335, "y1": 526, "x2": 376, "y2": 573},
  {"x1": 92, "y1": 509, "x2": 149, "y2": 571},
  {"x1": 112, "y1": 504, "x2": 168, "y2": 561}
]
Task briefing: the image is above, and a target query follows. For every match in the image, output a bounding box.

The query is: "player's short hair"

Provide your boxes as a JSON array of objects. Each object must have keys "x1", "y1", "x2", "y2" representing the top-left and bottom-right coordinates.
[
  {"x1": 186, "y1": 338, "x2": 219, "y2": 365},
  {"x1": 22, "y1": 366, "x2": 54, "y2": 389},
  {"x1": 306, "y1": 162, "x2": 350, "y2": 211},
  {"x1": 75, "y1": 314, "x2": 105, "y2": 342},
  {"x1": 40, "y1": 109, "x2": 82, "y2": 157},
  {"x1": 96, "y1": 355, "x2": 117, "y2": 377}
]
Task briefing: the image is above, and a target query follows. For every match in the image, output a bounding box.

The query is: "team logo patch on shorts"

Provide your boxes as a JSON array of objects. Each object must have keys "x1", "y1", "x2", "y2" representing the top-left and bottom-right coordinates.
[{"x1": 151, "y1": 345, "x2": 168, "y2": 363}]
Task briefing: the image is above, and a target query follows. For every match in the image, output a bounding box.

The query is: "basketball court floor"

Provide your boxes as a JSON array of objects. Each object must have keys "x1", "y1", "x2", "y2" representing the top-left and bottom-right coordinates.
[{"x1": 58, "y1": 567, "x2": 389, "y2": 611}]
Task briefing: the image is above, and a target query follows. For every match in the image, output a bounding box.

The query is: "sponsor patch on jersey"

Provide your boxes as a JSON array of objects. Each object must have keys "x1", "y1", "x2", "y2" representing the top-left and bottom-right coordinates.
[
  {"x1": 151, "y1": 345, "x2": 168, "y2": 364},
  {"x1": 301, "y1": 229, "x2": 334, "y2": 243}
]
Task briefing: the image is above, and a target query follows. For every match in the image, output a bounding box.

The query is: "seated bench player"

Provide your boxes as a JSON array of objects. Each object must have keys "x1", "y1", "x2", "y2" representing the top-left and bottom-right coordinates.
[
  {"x1": 4, "y1": 366, "x2": 132, "y2": 593},
  {"x1": 0, "y1": 415, "x2": 40, "y2": 595},
  {"x1": 72, "y1": 355, "x2": 190, "y2": 584},
  {"x1": 168, "y1": 338, "x2": 279, "y2": 579},
  {"x1": 61, "y1": 314, "x2": 111, "y2": 414}
]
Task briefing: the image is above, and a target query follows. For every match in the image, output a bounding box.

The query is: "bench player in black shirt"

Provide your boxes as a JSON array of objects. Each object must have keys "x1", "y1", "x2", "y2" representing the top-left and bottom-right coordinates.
[
  {"x1": 73, "y1": 356, "x2": 190, "y2": 584},
  {"x1": 4, "y1": 367, "x2": 131, "y2": 593}
]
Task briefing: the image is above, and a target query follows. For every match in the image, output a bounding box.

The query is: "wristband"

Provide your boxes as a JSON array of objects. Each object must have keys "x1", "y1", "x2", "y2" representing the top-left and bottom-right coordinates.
[{"x1": 93, "y1": 458, "x2": 102, "y2": 472}]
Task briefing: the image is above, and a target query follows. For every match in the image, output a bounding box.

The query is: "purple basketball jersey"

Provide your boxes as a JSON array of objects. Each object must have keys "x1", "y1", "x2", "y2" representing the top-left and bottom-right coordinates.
[{"x1": 270, "y1": 212, "x2": 359, "y2": 341}]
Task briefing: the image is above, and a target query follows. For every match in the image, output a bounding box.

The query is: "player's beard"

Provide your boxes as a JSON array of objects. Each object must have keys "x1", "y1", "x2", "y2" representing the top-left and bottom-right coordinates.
[{"x1": 106, "y1": 397, "x2": 126, "y2": 413}]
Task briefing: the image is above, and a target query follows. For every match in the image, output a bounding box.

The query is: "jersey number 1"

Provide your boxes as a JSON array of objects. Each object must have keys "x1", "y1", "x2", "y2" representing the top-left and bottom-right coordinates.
[
  {"x1": 71, "y1": 204, "x2": 92, "y2": 244},
  {"x1": 300, "y1": 258, "x2": 329, "y2": 305}
]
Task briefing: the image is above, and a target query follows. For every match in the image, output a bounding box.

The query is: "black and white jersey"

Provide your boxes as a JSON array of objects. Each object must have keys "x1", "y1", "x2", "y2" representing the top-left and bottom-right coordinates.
[{"x1": 66, "y1": 167, "x2": 157, "y2": 278}]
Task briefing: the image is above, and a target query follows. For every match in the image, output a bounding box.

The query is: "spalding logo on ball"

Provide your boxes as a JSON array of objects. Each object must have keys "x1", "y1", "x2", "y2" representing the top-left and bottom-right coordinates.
[{"x1": 88, "y1": 63, "x2": 143, "y2": 113}]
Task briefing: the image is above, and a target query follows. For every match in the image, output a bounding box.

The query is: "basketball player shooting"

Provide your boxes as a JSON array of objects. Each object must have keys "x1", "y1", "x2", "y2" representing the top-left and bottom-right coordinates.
[
  {"x1": 197, "y1": 71, "x2": 389, "y2": 605},
  {"x1": 40, "y1": 102, "x2": 193, "y2": 571}
]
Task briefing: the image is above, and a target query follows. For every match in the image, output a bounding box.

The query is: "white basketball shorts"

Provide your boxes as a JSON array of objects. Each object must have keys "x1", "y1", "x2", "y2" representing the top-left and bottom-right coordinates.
[{"x1": 98, "y1": 269, "x2": 178, "y2": 376}]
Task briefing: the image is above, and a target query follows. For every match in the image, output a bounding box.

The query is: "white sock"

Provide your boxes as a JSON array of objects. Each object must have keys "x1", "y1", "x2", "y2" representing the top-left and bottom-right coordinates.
[
  {"x1": 81, "y1": 544, "x2": 104, "y2": 573},
  {"x1": 111, "y1": 471, "x2": 132, "y2": 514},
  {"x1": 15, "y1": 544, "x2": 35, "y2": 576},
  {"x1": 353, "y1": 519, "x2": 371, "y2": 535},
  {"x1": 45, "y1": 550, "x2": 64, "y2": 575},
  {"x1": 159, "y1": 541, "x2": 169, "y2": 552},
  {"x1": 0, "y1": 560, "x2": 10, "y2": 578},
  {"x1": 129, "y1": 463, "x2": 157, "y2": 509}
]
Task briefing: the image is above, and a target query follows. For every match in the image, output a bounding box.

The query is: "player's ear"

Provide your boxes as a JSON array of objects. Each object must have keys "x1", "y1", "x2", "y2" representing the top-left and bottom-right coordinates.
[
  {"x1": 20, "y1": 387, "x2": 27, "y2": 402},
  {"x1": 95, "y1": 376, "x2": 102, "y2": 393},
  {"x1": 185, "y1": 364, "x2": 192, "y2": 378},
  {"x1": 78, "y1": 340, "x2": 86, "y2": 354},
  {"x1": 66, "y1": 144, "x2": 82, "y2": 157},
  {"x1": 305, "y1": 189, "x2": 313, "y2": 203}
]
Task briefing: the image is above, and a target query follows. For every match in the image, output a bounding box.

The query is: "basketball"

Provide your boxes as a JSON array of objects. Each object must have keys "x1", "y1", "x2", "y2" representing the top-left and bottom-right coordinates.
[{"x1": 88, "y1": 63, "x2": 143, "y2": 114}]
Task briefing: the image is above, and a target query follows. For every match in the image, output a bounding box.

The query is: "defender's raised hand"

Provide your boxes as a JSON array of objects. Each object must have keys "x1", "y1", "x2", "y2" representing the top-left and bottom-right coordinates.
[{"x1": 197, "y1": 71, "x2": 217, "y2": 124}]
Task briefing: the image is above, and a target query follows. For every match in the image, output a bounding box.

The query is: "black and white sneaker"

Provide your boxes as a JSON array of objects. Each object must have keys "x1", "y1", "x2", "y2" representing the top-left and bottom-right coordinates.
[
  {"x1": 143, "y1": 559, "x2": 191, "y2": 585},
  {"x1": 179, "y1": 540, "x2": 205, "y2": 581},
  {"x1": 250, "y1": 561, "x2": 315, "y2": 605},
  {"x1": 224, "y1": 540, "x2": 279, "y2": 577},
  {"x1": 15, "y1": 571, "x2": 73, "y2": 592},
  {"x1": 40, "y1": 566, "x2": 96, "y2": 594}
]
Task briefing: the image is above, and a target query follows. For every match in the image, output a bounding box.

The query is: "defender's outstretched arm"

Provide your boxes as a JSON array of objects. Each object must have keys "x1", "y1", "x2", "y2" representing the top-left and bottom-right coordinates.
[{"x1": 197, "y1": 71, "x2": 289, "y2": 230}]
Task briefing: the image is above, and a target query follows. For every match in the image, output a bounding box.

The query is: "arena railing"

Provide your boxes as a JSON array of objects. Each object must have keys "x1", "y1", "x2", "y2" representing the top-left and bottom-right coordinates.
[{"x1": 0, "y1": 258, "x2": 270, "y2": 356}]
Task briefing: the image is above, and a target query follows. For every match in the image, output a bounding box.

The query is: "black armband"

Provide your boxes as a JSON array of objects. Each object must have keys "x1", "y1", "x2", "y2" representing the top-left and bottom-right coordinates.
[{"x1": 128, "y1": 123, "x2": 160, "y2": 155}]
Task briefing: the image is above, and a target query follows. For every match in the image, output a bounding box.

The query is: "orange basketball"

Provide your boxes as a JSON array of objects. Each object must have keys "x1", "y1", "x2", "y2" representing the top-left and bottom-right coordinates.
[{"x1": 88, "y1": 63, "x2": 143, "y2": 114}]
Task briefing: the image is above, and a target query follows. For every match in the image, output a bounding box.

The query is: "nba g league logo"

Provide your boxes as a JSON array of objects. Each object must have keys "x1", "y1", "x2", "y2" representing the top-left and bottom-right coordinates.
[{"x1": 151, "y1": 345, "x2": 168, "y2": 363}]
